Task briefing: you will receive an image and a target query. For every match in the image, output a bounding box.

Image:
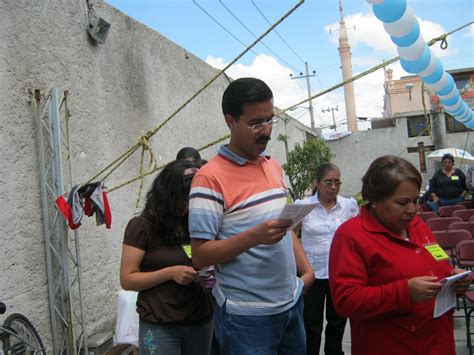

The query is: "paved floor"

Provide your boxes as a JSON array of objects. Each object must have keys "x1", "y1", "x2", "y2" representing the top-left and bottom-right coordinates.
[{"x1": 322, "y1": 307, "x2": 472, "y2": 354}]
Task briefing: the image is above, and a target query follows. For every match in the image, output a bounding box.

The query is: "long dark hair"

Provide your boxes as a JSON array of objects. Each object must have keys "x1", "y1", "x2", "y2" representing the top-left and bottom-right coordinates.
[{"x1": 142, "y1": 159, "x2": 203, "y2": 243}]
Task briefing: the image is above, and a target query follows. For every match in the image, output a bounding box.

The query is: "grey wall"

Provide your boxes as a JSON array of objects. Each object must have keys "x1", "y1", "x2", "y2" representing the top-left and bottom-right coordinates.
[
  {"x1": 327, "y1": 112, "x2": 473, "y2": 197},
  {"x1": 0, "y1": 0, "x2": 313, "y2": 350}
]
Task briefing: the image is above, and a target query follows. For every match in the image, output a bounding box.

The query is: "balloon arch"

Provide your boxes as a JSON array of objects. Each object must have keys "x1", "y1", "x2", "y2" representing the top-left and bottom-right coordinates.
[{"x1": 367, "y1": 0, "x2": 473, "y2": 128}]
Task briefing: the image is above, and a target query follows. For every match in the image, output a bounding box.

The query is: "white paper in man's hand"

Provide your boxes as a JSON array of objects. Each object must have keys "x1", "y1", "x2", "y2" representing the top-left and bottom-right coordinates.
[
  {"x1": 433, "y1": 270, "x2": 471, "y2": 318},
  {"x1": 278, "y1": 203, "x2": 317, "y2": 231}
]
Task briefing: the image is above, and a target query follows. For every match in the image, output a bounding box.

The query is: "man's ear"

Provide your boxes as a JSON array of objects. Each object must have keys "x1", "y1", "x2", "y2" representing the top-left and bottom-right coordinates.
[{"x1": 225, "y1": 114, "x2": 235, "y2": 129}]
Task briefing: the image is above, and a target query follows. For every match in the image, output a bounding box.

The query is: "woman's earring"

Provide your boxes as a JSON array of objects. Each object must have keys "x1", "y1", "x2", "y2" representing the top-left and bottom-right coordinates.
[{"x1": 371, "y1": 203, "x2": 377, "y2": 208}]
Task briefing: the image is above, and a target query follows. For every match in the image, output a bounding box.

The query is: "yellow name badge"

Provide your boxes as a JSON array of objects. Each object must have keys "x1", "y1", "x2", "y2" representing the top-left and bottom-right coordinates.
[
  {"x1": 451, "y1": 175, "x2": 460, "y2": 181},
  {"x1": 424, "y1": 243, "x2": 449, "y2": 261},
  {"x1": 182, "y1": 244, "x2": 192, "y2": 259}
]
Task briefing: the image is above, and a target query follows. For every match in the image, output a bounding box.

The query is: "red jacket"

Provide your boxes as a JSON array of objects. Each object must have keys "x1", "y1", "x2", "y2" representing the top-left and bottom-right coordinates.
[{"x1": 329, "y1": 206, "x2": 454, "y2": 355}]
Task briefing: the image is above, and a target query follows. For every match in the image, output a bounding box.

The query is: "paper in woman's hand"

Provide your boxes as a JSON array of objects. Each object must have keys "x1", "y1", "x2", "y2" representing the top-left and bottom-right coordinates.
[{"x1": 434, "y1": 270, "x2": 471, "y2": 318}]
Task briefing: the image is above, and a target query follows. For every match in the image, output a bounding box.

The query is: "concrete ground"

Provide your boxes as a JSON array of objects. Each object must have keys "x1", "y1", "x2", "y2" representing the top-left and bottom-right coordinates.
[{"x1": 321, "y1": 305, "x2": 473, "y2": 354}]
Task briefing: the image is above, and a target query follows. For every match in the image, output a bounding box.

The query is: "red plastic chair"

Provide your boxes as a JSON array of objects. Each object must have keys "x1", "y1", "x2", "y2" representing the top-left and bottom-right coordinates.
[
  {"x1": 417, "y1": 204, "x2": 430, "y2": 213},
  {"x1": 456, "y1": 240, "x2": 474, "y2": 269},
  {"x1": 438, "y1": 204, "x2": 466, "y2": 217},
  {"x1": 433, "y1": 229, "x2": 471, "y2": 264},
  {"x1": 427, "y1": 217, "x2": 463, "y2": 231},
  {"x1": 453, "y1": 209, "x2": 474, "y2": 222},
  {"x1": 417, "y1": 211, "x2": 438, "y2": 223},
  {"x1": 459, "y1": 200, "x2": 473, "y2": 209},
  {"x1": 449, "y1": 222, "x2": 474, "y2": 237}
]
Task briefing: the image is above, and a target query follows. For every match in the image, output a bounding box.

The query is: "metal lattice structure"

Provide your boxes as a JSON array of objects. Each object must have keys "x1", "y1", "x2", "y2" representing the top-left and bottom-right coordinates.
[{"x1": 34, "y1": 88, "x2": 88, "y2": 354}]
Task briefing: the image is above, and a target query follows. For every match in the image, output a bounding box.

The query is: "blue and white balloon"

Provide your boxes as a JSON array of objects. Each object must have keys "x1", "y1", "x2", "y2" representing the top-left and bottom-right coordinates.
[{"x1": 368, "y1": 0, "x2": 473, "y2": 128}]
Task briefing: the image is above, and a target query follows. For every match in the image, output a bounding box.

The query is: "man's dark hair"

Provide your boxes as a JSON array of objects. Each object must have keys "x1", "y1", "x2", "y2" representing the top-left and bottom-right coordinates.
[
  {"x1": 143, "y1": 159, "x2": 203, "y2": 243},
  {"x1": 222, "y1": 77, "x2": 273, "y2": 118},
  {"x1": 361, "y1": 155, "x2": 422, "y2": 203},
  {"x1": 176, "y1": 147, "x2": 201, "y2": 161}
]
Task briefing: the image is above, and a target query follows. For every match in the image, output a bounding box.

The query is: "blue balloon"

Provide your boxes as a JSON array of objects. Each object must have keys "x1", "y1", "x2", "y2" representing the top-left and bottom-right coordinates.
[
  {"x1": 400, "y1": 46, "x2": 431, "y2": 73},
  {"x1": 373, "y1": 0, "x2": 407, "y2": 23},
  {"x1": 440, "y1": 92, "x2": 461, "y2": 107},
  {"x1": 458, "y1": 108, "x2": 472, "y2": 123},
  {"x1": 448, "y1": 103, "x2": 467, "y2": 118},
  {"x1": 391, "y1": 21, "x2": 420, "y2": 47},
  {"x1": 436, "y1": 75, "x2": 455, "y2": 96},
  {"x1": 420, "y1": 60, "x2": 444, "y2": 84},
  {"x1": 464, "y1": 120, "x2": 474, "y2": 130}
]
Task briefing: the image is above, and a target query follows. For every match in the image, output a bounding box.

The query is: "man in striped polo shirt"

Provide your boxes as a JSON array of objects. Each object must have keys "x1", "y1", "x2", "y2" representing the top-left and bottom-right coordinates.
[{"x1": 189, "y1": 78, "x2": 314, "y2": 354}]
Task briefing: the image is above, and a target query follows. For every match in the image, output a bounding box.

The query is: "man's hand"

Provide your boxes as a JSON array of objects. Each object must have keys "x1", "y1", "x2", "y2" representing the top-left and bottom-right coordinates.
[
  {"x1": 407, "y1": 276, "x2": 443, "y2": 302},
  {"x1": 251, "y1": 219, "x2": 292, "y2": 246}
]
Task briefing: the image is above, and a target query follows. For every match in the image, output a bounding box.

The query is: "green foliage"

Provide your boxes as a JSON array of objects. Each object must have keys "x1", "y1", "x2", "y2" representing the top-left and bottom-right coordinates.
[
  {"x1": 282, "y1": 138, "x2": 332, "y2": 200},
  {"x1": 353, "y1": 192, "x2": 367, "y2": 207}
]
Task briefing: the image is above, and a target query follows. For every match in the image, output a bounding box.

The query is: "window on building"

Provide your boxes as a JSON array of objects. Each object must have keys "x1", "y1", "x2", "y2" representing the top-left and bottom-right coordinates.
[
  {"x1": 445, "y1": 114, "x2": 469, "y2": 133},
  {"x1": 454, "y1": 75, "x2": 470, "y2": 92},
  {"x1": 407, "y1": 115, "x2": 430, "y2": 137}
]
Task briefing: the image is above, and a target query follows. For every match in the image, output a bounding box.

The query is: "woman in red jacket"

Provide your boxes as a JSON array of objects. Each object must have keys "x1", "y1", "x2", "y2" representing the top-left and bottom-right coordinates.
[{"x1": 329, "y1": 155, "x2": 471, "y2": 355}]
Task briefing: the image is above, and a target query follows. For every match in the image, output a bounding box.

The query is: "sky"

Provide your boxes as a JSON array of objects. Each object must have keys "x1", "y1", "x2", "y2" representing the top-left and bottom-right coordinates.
[{"x1": 104, "y1": 0, "x2": 474, "y2": 131}]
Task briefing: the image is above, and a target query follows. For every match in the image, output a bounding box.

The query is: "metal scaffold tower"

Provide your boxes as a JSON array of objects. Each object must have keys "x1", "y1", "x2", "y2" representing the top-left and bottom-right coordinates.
[{"x1": 34, "y1": 88, "x2": 88, "y2": 354}]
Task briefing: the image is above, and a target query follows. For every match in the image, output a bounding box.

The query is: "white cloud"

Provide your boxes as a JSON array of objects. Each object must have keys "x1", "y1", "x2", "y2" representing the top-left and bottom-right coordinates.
[
  {"x1": 206, "y1": 54, "x2": 355, "y2": 128},
  {"x1": 325, "y1": 11, "x2": 454, "y2": 58}
]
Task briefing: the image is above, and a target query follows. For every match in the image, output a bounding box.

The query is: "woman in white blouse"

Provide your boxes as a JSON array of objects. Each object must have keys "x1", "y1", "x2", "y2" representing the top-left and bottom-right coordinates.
[{"x1": 294, "y1": 163, "x2": 358, "y2": 355}]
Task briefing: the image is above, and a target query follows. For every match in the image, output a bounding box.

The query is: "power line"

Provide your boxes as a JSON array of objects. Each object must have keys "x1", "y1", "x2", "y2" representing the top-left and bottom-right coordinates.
[
  {"x1": 219, "y1": 0, "x2": 300, "y2": 73},
  {"x1": 192, "y1": 0, "x2": 292, "y2": 75},
  {"x1": 251, "y1": 0, "x2": 306, "y2": 65}
]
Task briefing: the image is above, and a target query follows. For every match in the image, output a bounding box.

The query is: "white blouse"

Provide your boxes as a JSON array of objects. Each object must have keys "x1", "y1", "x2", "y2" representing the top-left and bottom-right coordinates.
[{"x1": 295, "y1": 193, "x2": 359, "y2": 279}]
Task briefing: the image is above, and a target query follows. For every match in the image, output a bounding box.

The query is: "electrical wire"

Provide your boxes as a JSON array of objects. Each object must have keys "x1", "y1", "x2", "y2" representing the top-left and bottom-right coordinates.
[
  {"x1": 219, "y1": 0, "x2": 300, "y2": 73},
  {"x1": 193, "y1": 0, "x2": 292, "y2": 76},
  {"x1": 251, "y1": 0, "x2": 306, "y2": 65}
]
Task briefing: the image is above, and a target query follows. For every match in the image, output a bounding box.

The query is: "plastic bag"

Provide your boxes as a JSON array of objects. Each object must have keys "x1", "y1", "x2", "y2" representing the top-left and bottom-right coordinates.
[{"x1": 114, "y1": 290, "x2": 139, "y2": 347}]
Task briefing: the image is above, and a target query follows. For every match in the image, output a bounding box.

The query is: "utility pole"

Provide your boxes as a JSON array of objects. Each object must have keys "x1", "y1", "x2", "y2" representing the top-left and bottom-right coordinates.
[
  {"x1": 290, "y1": 62, "x2": 316, "y2": 130},
  {"x1": 322, "y1": 106, "x2": 339, "y2": 131}
]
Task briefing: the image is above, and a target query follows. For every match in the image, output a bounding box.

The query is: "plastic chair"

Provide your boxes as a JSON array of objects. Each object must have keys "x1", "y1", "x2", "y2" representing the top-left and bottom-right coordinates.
[
  {"x1": 453, "y1": 209, "x2": 474, "y2": 222},
  {"x1": 433, "y1": 229, "x2": 471, "y2": 264},
  {"x1": 427, "y1": 216, "x2": 463, "y2": 231},
  {"x1": 449, "y1": 222, "x2": 474, "y2": 238},
  {"x1": 438, "y1": 204, "x2": 466, "y2": 217},
  {"x1": 417, "y1": 204, "x2": 430, "y2": 213},
  {"x1": 456, "y1": 240, "x2": 474, "y2": 269},
  {"x1": 417, "y1": 211, "x2": 438, "y2": 223},
  {"x1": 459, "y1": 200, "x2": 473, "y2": 209}
]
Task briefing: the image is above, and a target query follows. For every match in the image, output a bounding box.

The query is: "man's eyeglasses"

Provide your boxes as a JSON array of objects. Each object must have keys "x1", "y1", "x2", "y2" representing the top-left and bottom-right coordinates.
[
  {"x1": 322, "y1": 180, "x2": 342, "y2": 187},
  {"x1": 235, "y1": 118, "x2": 278, "y2": 132}
]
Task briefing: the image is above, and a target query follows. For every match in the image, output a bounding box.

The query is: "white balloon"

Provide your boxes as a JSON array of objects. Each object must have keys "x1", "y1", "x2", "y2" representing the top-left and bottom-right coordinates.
[
  {"x1": 443, "y1": 98, "x2": 463, "y2": 112},
  {"x1": 367, "y1": 0, "x2": 384, "y2": 4},
  {"x1": 418, "y1": 53, "x2": 439, "y2": 78},
  {"x1": 397, "y1": 34, "x2": 426, "y2": 61},
  {"x1": 424, "y1": 72, "x2": 449, "y2": 93},
  {"x1": 437, "y1": 85, "x2": 457, "y2": 101},
  {"x1": 384, "y1": 7, "x2": 416, "y2": 38}
]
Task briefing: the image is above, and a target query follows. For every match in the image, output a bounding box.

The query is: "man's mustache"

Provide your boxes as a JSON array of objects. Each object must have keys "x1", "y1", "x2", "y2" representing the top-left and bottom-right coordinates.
[{"x1": 256, "y1": 136, "x2": 271, "y2": 144}]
